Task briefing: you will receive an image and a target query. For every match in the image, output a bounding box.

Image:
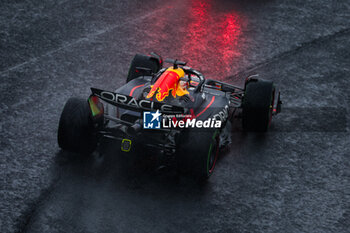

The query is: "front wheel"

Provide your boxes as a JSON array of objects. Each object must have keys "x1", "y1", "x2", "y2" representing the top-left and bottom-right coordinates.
[
  {"x1": 57, "y1": 97, "x2": 97, "y2": 154},
  {"x1": 242, "y1": 79, "x2": 275, "y2": 132},
  {"x1": 176, "y1": 129, "x2": 220, "y2": 180}
]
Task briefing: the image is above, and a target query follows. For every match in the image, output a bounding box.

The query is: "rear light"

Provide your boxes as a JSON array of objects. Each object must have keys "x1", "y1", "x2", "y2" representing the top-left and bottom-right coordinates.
[{"x1": 88, "y1": 95, "x2": 104, "y2": 117}]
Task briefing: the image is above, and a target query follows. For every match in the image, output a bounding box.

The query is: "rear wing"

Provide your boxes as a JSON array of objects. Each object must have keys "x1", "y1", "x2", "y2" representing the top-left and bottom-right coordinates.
[{"x1": 90, "y1": 88, "x2": 185, "y2": 114}]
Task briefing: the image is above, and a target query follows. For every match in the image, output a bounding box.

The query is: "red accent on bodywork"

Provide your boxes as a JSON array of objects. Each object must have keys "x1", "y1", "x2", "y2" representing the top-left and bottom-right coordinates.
[
  {"x1": 196, "y1": 95, "x2": 215, "y2": 118},
  {"x1": 129, "y1": 84, "x2": 145, "y2": 97}
]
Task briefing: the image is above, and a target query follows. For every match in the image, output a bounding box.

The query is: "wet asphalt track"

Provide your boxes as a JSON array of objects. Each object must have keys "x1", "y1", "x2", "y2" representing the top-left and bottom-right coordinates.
[{"x1": 0, "y1": 0, "x2": 349, "y2": 232}]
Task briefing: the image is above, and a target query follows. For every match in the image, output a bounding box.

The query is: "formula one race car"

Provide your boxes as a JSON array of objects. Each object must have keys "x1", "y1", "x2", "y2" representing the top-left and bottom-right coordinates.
[{"x1": 58, "y1": 53, "x2": 282, "y2": 180}]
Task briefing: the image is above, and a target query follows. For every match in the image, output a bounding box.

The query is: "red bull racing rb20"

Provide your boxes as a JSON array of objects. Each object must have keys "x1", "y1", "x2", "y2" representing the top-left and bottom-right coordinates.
[{"x1": 58, "y1": 53, "x2": 282, "y2": 180}]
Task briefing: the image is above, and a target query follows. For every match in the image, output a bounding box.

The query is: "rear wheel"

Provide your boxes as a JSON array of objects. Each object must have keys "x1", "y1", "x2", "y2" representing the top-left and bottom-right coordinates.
[
  {"x1": 242, "y1": 79, "x2": 275, "y2": 132},
  {"x1": 126, "y1": 54, "x2": 161, "y2": 83},
  {"x1": 58, "y1": 97, "x2": 97, "y2": 154},
  {"x1": 176, "y1": 129, "x2": 220, "y2": 180}
]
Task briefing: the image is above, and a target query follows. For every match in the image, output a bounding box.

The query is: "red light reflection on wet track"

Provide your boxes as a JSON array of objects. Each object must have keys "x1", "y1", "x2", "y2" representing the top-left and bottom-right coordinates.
[
  {"x1": 183, "y1": 0, "x2": 243, "y2": 79},
  {"x1": 219, "y1": 13, "x2": 242, "y2": 73}
]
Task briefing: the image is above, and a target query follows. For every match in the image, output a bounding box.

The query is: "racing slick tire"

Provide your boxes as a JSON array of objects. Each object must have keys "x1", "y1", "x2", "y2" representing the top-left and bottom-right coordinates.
[
  {"x1": 176, "y1": 129, "x2": 220, "y2": 180},
  {"x1": 126, "y1": 54, "x2": 161, "y2": 83},
  {"x1": 242, "y1": 79, "x2": 275, "y2": 132},
  {"x1": 58, "y1": 97, "x2": 97, "y2": 154}
]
